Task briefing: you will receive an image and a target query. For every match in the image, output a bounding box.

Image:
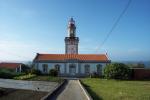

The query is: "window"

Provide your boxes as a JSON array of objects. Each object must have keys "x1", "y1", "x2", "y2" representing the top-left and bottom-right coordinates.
[
  {"x1": 55, "y1": 64, "x2": 60, "y2": 72},
  {"x1": 42, "y1": 64, "x2": 48, "y2": 73},
  {"x1": 84, "y1": 64, "x2": 90, "y2": 74},
  {"x1": 97, "y1": 64, "x2": 102, "y2": 75}
]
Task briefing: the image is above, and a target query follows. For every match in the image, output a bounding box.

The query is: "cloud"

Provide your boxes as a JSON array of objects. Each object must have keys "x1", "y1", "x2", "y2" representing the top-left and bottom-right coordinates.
[
  {"x1": 0, "y1": 40, "x2": 36, "y2": 60},
  {"x1": 0, "y1": 40, "x2": 65, "y2": 61}
]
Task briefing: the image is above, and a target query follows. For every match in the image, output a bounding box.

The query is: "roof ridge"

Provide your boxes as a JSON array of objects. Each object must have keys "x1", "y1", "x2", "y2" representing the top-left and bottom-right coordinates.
[{"x1": 0, "y1": 62, "x2": 21, "y2": 64}]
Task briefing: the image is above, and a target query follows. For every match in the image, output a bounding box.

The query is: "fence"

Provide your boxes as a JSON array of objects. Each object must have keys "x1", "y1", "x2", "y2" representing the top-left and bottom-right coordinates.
[{"x1": 132, "y1": 68, "x2": 150, "y2": 80}]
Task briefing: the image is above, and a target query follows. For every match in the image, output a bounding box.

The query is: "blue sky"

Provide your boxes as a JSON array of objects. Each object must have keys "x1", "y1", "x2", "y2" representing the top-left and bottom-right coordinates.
[{"x1": 0, "y1": 0, "x2": 150, "y2": 61}]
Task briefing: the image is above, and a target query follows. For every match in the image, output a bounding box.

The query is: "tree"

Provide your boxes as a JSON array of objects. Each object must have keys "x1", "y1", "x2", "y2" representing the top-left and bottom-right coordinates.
[{"x1": 104, "y1": 63, "x2": 131, "y2": 80}]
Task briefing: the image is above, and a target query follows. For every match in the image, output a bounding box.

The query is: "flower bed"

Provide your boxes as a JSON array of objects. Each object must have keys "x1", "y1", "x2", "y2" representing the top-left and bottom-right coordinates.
[{"x1": 14, "y1": 74, "x2": 36, "y2": 80}]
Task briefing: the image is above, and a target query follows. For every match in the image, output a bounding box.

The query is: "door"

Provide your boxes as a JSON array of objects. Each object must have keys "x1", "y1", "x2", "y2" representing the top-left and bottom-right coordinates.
[{"x1": 69, "y1": 64, "x2": 76, "y2": 76}]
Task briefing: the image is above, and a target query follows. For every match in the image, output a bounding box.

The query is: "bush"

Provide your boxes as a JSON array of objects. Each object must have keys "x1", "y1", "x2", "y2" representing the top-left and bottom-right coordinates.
[
  {"x1": 0, "y1": 71, "x2": 15, "y2": 79},
  {"x1": 104, "y1": 63, "x2": 131, "y2": 80},
  {"x1": 90, "y1": 72, "x2": 100, "y2": 78},
  {"x1": 30, "y1": 69, "x2": 41, "y2": 75},
  {"x1": 14, "y1": 74, "x2": 36, "y2": 80},
  {"x1": 21, "y1": 64, "x2": 31, "y2": 73},
  {"x1": 0, "y1": 68, "x2": 20, "y2": 79},
  {"x1": 49, "y1": 69, "x2": 58, "y2": 76}
]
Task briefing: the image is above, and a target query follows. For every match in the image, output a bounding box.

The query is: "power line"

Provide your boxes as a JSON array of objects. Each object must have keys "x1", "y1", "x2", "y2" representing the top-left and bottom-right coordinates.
[{"x1": 96, "y1": 0, "x2": 132, "y2": 53}]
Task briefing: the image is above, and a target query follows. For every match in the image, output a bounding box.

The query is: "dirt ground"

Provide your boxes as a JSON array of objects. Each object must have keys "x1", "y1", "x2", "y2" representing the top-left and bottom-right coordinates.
[{"x1": 0, "y1": 88, "x2": 48, "y2": 100}]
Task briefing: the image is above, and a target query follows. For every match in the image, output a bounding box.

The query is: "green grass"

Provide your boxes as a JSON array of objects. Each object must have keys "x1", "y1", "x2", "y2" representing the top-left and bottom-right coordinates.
[
  {"x1": 27, "y1": 75, "x2": 62, "y2": 83},
  {"x1": 81, "y1": 78, "x2": 150, "y2": 100}
]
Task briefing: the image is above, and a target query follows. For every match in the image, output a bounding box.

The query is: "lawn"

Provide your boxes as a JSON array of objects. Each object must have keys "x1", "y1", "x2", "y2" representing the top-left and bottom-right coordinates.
[
  {"x1": 81, "y1": 78, "x2": 150, "y2": 100},
  {"x1": 27, "y1": 75, "x2": 63, "y2": 83}
]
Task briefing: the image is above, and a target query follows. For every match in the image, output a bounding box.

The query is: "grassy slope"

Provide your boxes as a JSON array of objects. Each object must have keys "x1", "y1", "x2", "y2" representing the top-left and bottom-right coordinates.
[{"x1": 81, "y1": 78, "x2": 150, "y2": 100}]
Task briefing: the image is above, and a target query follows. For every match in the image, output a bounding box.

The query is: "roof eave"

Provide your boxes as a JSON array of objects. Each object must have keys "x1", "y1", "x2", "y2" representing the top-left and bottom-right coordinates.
[{"x1": 33, "y1": 60, "x2": 111, "y2": 63}]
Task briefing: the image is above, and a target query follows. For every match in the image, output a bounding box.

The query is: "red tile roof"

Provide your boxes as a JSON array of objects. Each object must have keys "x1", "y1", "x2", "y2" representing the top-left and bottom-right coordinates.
[
  {"x1": 34, "y1": 54, "x2": 109, "y2": 61},
  {"x1": 0, "y1": 63, "x2": 22, "y2": 69}
]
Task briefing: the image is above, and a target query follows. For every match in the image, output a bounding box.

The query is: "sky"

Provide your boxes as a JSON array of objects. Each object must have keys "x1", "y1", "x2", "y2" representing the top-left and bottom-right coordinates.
[{"x1": 0, "y1": 0, "x2": 150, "y2": 62}]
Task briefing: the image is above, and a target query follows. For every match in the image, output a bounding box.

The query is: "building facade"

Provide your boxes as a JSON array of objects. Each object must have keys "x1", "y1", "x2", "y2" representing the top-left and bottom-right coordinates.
[{"x1": 33, "y1": 18, "x2": 110, "y2": 77}]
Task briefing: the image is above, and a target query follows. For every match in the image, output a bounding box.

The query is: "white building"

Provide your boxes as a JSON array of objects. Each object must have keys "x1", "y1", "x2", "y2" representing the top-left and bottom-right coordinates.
[{"x1": 33, "y1": 18, "x2": 110, "y2": 77}]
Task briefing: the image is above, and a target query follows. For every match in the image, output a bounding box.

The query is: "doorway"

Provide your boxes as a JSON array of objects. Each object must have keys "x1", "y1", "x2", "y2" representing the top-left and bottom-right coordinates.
[{"x1": 69, "y1": 64, "x2": 76, "y2": 76}]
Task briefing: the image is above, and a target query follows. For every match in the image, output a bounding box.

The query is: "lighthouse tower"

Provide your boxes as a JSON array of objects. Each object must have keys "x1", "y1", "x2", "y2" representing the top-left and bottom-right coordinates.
[{"x1": 65, "y1": 18, "x2": 79, "y2": 54}]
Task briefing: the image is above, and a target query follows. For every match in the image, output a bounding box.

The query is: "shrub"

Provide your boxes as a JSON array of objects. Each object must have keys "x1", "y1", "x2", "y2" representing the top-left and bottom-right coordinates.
[
  {"x1": 90, "y1": 72, "x2": 100, "y2": 78},
  {"x1": 21, "y1": 64, "x2": 31, "y2": 73},
  {"x1": 0, "y1": 71, "x2": 14, "y2": 79},
  {"x1": 49, "y1": 69, "x2": 58, "y2": 76},
  {"x1": 0, "y1": 68, "x2": 19, "y2": 79},
  {"x1": 104, "y1": 63, "x2": 131, "y2": 80},
  {"x1": 30, "y1": 69, "x2": 41, "y2": 75},
  {"x1": 0, "y1": 68, "x2": 15, "y2": 79}
]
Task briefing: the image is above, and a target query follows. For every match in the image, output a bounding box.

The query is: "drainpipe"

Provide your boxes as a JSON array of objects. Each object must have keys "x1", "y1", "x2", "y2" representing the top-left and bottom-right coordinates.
[{"x1": 19, "y1": 64, "x2": 22, "y2": 72}]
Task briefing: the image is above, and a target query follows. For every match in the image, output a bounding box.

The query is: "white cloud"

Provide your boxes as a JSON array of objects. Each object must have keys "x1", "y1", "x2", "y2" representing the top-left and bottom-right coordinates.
[
  {"x1": 0, "y1": 40, "x2": 36, "y2": 61},
  {"x1": 0, "y1": 40, "x2": 65, "y2": 61}
]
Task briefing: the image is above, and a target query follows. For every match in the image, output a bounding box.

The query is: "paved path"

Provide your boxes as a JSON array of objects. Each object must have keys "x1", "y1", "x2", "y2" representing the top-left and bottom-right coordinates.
[
  {"x1": 0, "y1": 79, "x2": 58, "y2": 92},
  {"x1": 52, "y1": 79, "x2": 88, "y2": 100}
]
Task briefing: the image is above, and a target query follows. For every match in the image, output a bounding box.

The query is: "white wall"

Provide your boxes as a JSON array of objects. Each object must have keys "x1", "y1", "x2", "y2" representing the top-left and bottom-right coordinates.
[
  {"x1": 80, "y1": 63, "x2": 106, "y2": 74},
  {"x1": 35, "y1": 62, "x2": 107, "y2": 75},
  {"x1": 36, "y1": 63, "x2": 65, "y2": 74}
]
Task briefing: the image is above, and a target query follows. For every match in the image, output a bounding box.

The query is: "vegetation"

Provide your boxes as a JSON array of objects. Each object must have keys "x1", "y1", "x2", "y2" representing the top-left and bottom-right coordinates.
[
  {"x1": 30, "y1": 69, "x2": 41, "y2": 75},
  {"x1": 14, "y1": 74, "x2": 36, "y2": 80},
  {"x1": 0, "y1": 68, "x2": 24, "y2": 79},
  {"x1": 90, "y1": 72, "x2": 101, "y2": 78},
  {"x1": 27, "y1": 76, "x2": 62, "y2": 82},
  {"x1": 49, "y1": 69, "x2": 58, "y2": 76},
  {"x1": 81, "y1": 78, "x2": 150, "y2": 100},
  {"x1": 104, "y1": 63, "x2": 131, "y2": 80},
  {"x1": 21, "y1": 64, "x2": 31, "y2": 73}
]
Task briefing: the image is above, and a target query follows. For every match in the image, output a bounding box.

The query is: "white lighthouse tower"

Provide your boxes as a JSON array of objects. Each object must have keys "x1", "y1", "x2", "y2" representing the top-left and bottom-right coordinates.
[{"x1": 65, "y1": 18, "x2": 79, "y2": 54}]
